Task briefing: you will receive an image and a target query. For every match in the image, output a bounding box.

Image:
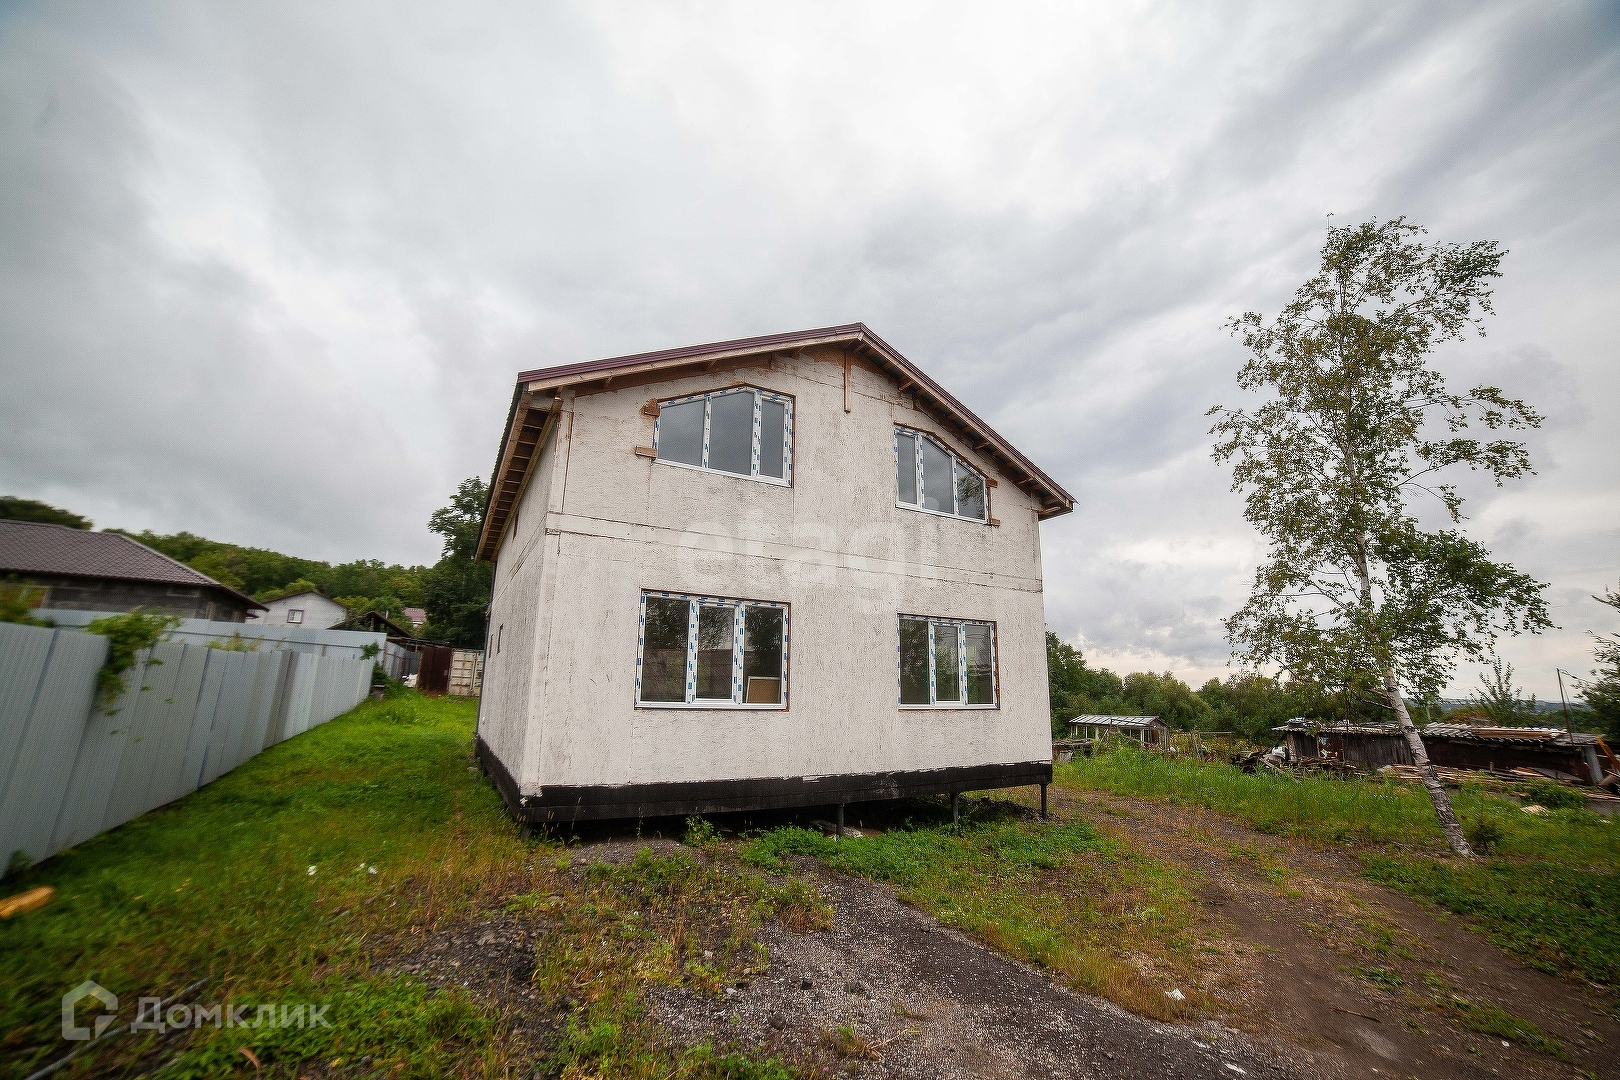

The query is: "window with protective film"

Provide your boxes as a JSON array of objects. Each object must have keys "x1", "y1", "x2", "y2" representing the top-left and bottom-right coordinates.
[
  {"x1": 637, "y1": 591, "x2": 788, "y2": 707},
  {"x1": 897, "y1": 615, "x2": 996, "y2": 707},
  {"x1": 654, "y1": 387, "x2": 792, "y2": 484},
  {"x1": 894, "y1": 426, "x2": 987, "y2": 522}
]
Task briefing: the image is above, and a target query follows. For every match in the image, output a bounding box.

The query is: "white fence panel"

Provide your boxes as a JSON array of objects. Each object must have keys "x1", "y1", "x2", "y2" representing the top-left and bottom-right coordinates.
[
  {"x1": 0, "y1": 623, "x2": 107, "y2": 870},
  {"x1": 0, "y1": 622, "x2": 376, "y2": 877}
]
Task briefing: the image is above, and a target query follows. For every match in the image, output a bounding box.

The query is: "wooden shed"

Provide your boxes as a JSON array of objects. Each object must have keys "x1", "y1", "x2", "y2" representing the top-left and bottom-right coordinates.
[{"x1": 1273, "y1": 720, "x2": 1414, "y2": 768}]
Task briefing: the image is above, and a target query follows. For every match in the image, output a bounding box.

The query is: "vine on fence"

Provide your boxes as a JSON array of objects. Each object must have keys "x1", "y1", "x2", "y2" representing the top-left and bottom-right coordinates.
[{"x1": 83, "y1": 609, "x2": 181, "y2": 712}]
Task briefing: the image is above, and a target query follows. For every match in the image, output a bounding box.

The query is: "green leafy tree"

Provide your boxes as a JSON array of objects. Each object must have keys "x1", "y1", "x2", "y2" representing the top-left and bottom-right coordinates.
[
  {"x1": 1210, "y1": 217, "x2": 1551, "y2": 856},
  {"x1": 1045, "y1": 630, "x2": 1126, "y2": 735},
  {"x1": 1470, "y1": 655, "x2": 1536, "y2": 725},
  {"x1": 420, "y1": 478, "x2": 495, "y2": 648},
  {"x1": 0, "y1": 496, "x2": 91, "y2": 529},
  {"x1": 1120, "y1": 671, "x2": 1209, "y2": 729},
  {"x1": 1587, "y1": 582, "x2": 1620, "y2": 741}
]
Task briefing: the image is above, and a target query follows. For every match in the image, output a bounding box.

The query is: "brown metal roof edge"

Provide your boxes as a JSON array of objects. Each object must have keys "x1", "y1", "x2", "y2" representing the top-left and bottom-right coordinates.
[
  {"x1": 478, "y1": 323, "x2": 1076, "y2": 561},
  {"x1": 513, "y1": 323, "x2": 1074, "y2": 515}
]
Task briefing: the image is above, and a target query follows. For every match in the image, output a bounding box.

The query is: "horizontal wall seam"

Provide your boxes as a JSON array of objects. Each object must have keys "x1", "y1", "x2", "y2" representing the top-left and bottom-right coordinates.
[{"x1": 542, "y1": 512, "x2": 1043, "y2": 592}]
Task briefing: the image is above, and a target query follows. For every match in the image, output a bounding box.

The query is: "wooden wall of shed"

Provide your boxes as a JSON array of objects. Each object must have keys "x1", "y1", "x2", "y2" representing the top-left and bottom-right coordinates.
[
  {"x1": 1342, "y1": 732, "x2": 1414, "y2": 768},
  {"x1": 1283, "y1": 731, "x2": 1318, "y2": 760},
  {"x1": 1424, "y1": 740, "x2": 1594, "y2": 783}
]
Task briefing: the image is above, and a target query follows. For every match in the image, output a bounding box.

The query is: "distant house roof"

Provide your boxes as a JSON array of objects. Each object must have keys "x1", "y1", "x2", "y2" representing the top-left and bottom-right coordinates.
[
  {"x1": 403, "y1": 607, "x2": 426, "y2": 626},
  {"x1": 0, "y1": 520, "x2": 265, "y2": 610},
  {"x1": 1069, "y1": 715, "x2": 1165, "y2": 729},
  {"x1": 265, "y1": 589, "x2": 337, "y2": 605},
  {"x1": 477, "y1": 323, "x2": 1077, "y2": 561}
]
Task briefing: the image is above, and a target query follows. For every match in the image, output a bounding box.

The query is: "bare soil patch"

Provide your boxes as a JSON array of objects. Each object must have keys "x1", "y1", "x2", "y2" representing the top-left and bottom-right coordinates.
[
  {"x1": 1043, "y1": 785, "x2": 1620, "y2": 1079},
  {"x1": 649, "y1": 862, "x2": 1304, "y2": 1079}
]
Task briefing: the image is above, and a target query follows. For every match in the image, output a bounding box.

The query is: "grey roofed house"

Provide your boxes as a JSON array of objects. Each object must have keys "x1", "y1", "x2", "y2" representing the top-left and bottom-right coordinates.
[
  {"x1": 1069, "y1": 715, "x2": 1169, "y2": 746},
  {"x1": 0, "y1": 520, "x2": 265, "y2": 622}
]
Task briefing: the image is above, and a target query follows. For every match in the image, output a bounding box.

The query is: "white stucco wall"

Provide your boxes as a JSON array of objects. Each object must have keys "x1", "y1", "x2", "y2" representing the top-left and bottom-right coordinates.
[
  {"x1": 250, "y1": 592, "x2": 349, "y2": 630},
  {"x1": 481, "y1": 347, "x2": 1054, "y2": 794}
]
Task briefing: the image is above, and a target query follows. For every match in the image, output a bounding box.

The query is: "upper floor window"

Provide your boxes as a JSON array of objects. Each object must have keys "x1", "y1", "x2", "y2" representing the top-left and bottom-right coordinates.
[
  {"x1": 898, "y1": 615, "x2": 997, "y2": 707},
  {"x1": 637, "y1": 590, "x2": 788, "y2": 707},
  {"x1": 286, "y1": 609, "x2": 304, "y2": 625},
  {"x1": 895, "y1": 426, "x2": 987, "y2": 522},
  {"x1": 655, "y1": 387, "x2": 793, "y2": 485}
]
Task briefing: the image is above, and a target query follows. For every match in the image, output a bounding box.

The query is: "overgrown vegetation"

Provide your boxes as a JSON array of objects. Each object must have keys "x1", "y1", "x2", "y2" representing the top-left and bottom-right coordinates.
[
  {"x1": 0, "y1": 578, "x2": 52, "y2": 626},
  {"x1": 0, "y1": 693, "x2": 804, "y2": 1079},
  {"x1": 1058, "y1": 747, "x2": 1620, "y2": 984},
  {"x1": 83, "y1": 609, "x2": 182, "y2": 709},
  {"x1": 742, "y1": 810, "x2": 1211, "y2": 1020}
]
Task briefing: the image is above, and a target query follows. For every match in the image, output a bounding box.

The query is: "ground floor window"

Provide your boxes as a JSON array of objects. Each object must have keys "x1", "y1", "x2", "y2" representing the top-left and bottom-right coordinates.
[
  {"x1": 898, "y1": 616, "x2": 996, "y2": 707},
  {"x1": 637, "y1": 591, "x2": 787, "y2": 707}
]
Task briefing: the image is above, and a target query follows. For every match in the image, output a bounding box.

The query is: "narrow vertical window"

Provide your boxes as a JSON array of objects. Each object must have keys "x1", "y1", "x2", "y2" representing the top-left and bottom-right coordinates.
[
  {"x1": 964, "y1": 624, "x2": 994, "y2": 704},
  {"x1": 919, "y1": 438, "x2": 952, "y2": 513},
  {"x1": 933, "y1": 623, "x2": 961, "y2": 702},
  {"x1": 654, "y1": 387, "x2": 792, "y2": 484},
  {"x1": 898, "y1": 617, "x2": 930, "y2": 704},
  {"x1": 897, "y1": 616, "x2": 997, "y2": 707},
  {"x1": 759, "y1": 398, "x2": 787, "y2": 479},
  {"x1": 894, "y1": 425, "x2": 988, "y2": 522},
  {"x1": 695, "y1": 604, "x2": 734, "y2": 700},
  {"x1": 637, "y1": 591, "x2": 789, "y2": 707},
  {"x1": 640, "y1": 596, "x2": 690, "y2": 702},
  {"x1": 742, "y1": 606, "x2": 784, "y2": 703},
  {"x1": 896, "y1": 431, "x2": 918, "y2": 504}
]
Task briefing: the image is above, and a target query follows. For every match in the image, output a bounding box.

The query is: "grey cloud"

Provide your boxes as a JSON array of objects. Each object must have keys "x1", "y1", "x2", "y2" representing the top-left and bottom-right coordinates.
[{"x1": 0, "y1": 1, "x2": 1614, "y2": 694}]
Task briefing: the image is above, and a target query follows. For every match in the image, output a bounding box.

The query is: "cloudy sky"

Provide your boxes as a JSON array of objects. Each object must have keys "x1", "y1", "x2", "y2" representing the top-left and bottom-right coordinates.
[{"x1": 2, "y1": 2, "x2": 1615, "y2": 698}]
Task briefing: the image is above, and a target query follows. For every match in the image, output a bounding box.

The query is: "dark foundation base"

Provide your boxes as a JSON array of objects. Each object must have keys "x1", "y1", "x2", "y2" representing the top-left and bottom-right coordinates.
[{"x1": 475, "y1": 735, "x2": 1052, "y2": 823}]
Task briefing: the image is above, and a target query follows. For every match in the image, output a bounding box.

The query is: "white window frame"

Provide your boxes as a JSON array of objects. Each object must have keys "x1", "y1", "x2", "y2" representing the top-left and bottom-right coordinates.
[
  {"x1": 286, "y1": 609, "x2": 304, "y2": 625},
  {"x1": 894, "y1": 426, "x2": 989, "y2": 523},
  {"x1": 635, "y1": 590, "x2": 789, "y2": 709},
  {"x1": 654, "y1": 386, "x2": 794, "y2": 487},
  {"x1": 896, "y1": 615, "x2": 998, "y2": 709}
]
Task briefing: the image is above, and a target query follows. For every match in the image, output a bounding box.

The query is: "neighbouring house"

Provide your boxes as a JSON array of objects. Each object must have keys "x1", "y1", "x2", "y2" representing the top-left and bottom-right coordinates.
[
  {"x1": 250, "y1": 589, "x2": 349, "y2": 629},
  {"x1": 1272, "y1": 719, "x2": 1614, "y2": 784},
  {"x1": 403, "y1": 607, "x2": 427, "y2": 629},
  {"x1": 0, "y1": 520, "x2": 264, "y2": 622},
  {"x1": 473, "y1": 324, "x2": 1075, "y2": 823},
  {"x1": 1069, "y1": 715, "x2": 1169, "y2": 747}
]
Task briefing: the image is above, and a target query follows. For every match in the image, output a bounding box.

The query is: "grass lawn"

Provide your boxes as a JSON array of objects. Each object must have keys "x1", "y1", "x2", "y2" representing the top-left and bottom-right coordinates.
[
  {"x1": 1055, "y1": 748, "x2": 1620, "y2": 985},
  {"x1": 0, "y1": 690, "x2": 806, "y2": 1080}
]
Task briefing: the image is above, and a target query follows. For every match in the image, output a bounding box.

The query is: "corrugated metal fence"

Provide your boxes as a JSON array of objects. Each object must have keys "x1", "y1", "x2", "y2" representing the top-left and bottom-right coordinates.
[{"x1": 0, "y1": 621, "x2": 374, "y2": 878}]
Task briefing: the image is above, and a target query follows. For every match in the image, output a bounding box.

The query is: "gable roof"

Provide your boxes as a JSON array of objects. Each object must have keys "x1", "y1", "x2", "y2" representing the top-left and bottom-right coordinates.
[
  {"x1": 477, "y1": 323, "x2": 1075, "y2": 561},
  {"x1": 1069, "y1": 715, "x2": 1164, "y2": 728},
  {"x1": 0, "y1": 520, "x2": 266, "y2": 610}
]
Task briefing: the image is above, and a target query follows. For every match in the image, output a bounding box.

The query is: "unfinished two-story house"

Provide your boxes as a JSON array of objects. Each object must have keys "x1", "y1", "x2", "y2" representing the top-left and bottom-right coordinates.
[{"x1": 474, "y1": 324, "x2": 1074, "y2": 823}]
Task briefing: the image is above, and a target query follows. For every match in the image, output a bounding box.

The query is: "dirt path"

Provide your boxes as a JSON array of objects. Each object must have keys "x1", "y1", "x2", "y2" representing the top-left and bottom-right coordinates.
[
  {"x1": 1044, "y1": 785, "x2": 1620, "y2": 1080},
  {"x1": 651, "y1": 864, "x2": 1302, "y2": 1079},
  {"x1": 387, "y1": 805, "x2": 1618, "y2": 1079}
]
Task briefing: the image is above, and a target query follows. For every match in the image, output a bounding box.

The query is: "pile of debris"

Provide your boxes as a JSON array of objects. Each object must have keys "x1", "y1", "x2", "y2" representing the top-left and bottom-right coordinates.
[{"x1": 1379, "y1": 763, "x2": 1620, "y2": 806}]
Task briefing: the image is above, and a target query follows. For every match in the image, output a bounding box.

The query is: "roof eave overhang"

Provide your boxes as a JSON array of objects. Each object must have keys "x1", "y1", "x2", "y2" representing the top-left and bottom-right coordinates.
[{"x1": 476, "y1": 323, "x2": 1075, "y2": 562}]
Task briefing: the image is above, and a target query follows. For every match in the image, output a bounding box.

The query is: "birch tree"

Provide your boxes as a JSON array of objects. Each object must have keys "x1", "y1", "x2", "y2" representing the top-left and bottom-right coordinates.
[{"x1": 1210, "y1": 218, "x2": 1551, "y2": 856}]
